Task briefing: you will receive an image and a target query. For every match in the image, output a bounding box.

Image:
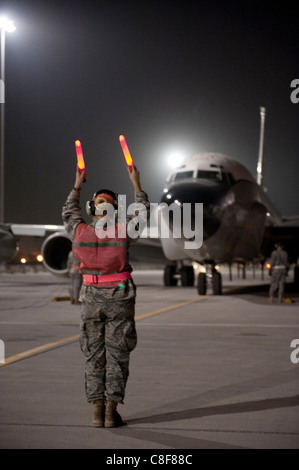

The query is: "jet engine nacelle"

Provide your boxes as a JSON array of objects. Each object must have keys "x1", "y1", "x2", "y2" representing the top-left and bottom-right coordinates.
[
  {"x1": 0, "y1": 225, "x2": 17, "y2": 263},
  {"x1": 41, "y1": 231, "x2": 72, "y2": 276}
]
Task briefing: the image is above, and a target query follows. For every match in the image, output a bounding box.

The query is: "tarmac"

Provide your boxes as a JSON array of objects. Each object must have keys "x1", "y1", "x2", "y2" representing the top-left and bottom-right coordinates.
[{"x1": 0, "y1": 266, "x2": 299, "y2": 453}]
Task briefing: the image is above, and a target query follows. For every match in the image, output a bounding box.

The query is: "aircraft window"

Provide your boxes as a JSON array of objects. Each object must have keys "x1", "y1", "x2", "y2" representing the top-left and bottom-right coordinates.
[
  {"x1": 197, "y1": 170, "x2": 235, "y2": 186},
  {"x1": 174, "y1": 171, "x2": 194, "y2": 180},
  {"x1": 197, "y1": 170, "x2": 222, "y2": 181}
]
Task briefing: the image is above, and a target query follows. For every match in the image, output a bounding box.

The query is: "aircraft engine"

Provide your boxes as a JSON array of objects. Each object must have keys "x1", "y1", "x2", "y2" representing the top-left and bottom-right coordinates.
[
  {"x1": 41, "y1": 231, "x2": 72, "y2": 276},
  {"x1": 0, "y1": 225, "x2": 17, "y2": 263}
]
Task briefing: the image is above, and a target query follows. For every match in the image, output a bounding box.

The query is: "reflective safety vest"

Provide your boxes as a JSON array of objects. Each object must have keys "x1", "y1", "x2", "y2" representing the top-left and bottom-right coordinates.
[{"x1": 72, "y1": 222, "x2": 130, "y2": 286}]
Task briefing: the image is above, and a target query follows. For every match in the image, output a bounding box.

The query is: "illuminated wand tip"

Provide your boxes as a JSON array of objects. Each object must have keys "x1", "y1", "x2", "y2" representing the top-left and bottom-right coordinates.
[
  {"x1": 119, "y1": 134, "x2": 133, "y2": 167},
  {"x1": 75, "y1": 139, "x2": 86, "y2": 175}
]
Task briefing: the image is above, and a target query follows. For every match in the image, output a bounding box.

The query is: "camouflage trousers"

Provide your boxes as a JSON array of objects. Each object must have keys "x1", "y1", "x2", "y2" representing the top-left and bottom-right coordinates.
[
  {"x1": 269, "y1": 270, "x2": 286, "y2": 298},
  {"x1": 79, "y1": 293, "x2": 137, "y2": 404},
  {"x1": 69, "y1": 271, "x2": 83, "y2": 300}
]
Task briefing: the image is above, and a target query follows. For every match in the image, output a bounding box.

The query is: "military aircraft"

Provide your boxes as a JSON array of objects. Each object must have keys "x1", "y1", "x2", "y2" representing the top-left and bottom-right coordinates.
[
  {"x1": 1, "y1": 107, "x2": 298, "y2": 294},
  {"x1": 157, "y1": 108, "x2": 299, "y2": 294},
  {"x1": 158, "y1": 150, "x2": 299, "y2": 294}
]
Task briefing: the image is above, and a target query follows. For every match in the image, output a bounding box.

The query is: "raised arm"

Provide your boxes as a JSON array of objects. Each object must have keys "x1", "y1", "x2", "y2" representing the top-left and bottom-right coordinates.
[{"x1": 62, "y1": 168, "x2": 87, "y2": 240}]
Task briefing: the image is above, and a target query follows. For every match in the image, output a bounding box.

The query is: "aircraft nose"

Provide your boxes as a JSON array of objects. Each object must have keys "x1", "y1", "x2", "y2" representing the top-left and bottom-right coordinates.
[{"x1": 160, "y1": 181, "x2": 226, "y2": 239}]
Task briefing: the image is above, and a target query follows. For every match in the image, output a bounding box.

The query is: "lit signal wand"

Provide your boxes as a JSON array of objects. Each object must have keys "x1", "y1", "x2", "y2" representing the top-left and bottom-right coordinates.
[
  {"x1": 119, "y1": 135, "x2": 134, "y2": 169},
  {"x1": 75, "y1": 140, "x2": 86, "y2": 181}
]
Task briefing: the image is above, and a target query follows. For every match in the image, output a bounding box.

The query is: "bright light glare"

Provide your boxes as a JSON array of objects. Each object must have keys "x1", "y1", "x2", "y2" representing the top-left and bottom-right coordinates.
[
  {"x1": 36, "y1": 254, "x2": 43, "y2": 262},
  {"x1": 168, "y1": 152, "x2": 183, "y2": 168},
  {"x1": 0, "y1": 17, "x2": 16, "y2": 32},
  {"x1": 20, "y1": 258, "x2": 27, "y2": 264}
]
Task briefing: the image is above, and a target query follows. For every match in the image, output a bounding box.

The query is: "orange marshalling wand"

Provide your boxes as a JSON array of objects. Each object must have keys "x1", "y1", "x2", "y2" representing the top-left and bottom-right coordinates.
[
  {"x1": 75, "y1": 140, "x2": 85, "y2": 171},
  {"x1": 119, "y1": 135, "x2": 134, "y2": 167}
]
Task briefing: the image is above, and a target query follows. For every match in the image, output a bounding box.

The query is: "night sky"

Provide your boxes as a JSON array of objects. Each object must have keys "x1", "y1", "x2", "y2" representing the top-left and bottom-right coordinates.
[{"x1": 2, "y1": 0, "x2": 298, "y2": 225}]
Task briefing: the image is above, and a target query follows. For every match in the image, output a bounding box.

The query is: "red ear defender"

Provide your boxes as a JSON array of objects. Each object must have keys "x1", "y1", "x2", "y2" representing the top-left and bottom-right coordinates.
[{"x1": 94, "y1": 193, "x2": 115, "y2": 206}]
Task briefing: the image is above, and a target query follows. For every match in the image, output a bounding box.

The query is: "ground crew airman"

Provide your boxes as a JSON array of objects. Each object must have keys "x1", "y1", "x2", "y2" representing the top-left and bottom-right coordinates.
[
  {"x1": 62, "y1": 165, "x2": 150, "y2": 427},
  {"x1": 268, "y1": 242, "x2": 289, "y2": 303}
]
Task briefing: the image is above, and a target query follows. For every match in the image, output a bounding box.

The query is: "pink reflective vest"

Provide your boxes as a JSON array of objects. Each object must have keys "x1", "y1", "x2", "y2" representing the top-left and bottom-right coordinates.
[{"x1": 72, "y1": 222, "x2": 130, "y2": 286}]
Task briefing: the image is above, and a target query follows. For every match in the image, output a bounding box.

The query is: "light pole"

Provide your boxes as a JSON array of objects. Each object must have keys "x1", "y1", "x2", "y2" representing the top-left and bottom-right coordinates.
[
  {"x1": 256, "y1": 106, "x2": 266, "y2": 187},
  {"x1": 0, "y1": 16, "x2": 16, "y2": 224}
]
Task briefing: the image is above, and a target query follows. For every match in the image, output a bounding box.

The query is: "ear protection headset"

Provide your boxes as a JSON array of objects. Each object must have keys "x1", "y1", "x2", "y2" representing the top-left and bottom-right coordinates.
[{"x1": 86, "y1": 189, "x2": 118, "y2": 216}]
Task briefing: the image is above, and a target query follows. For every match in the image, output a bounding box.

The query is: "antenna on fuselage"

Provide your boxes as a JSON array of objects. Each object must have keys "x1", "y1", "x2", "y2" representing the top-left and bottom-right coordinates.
[{"x1": 257, "y1": 106, "x2": 266, "y2": 186}]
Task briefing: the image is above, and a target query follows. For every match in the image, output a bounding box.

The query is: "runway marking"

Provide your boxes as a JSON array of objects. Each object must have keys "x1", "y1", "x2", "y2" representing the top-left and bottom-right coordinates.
[
  {"x1": 0, "y1": 295, "x2": 209, "y2": 368},
  {"x1": 134, "y1": 323, "x2": 299, "y2": 328},
  {"x1": 135, "y1": 295, "x2": 209, "y2": 320},
  {"x1": 0, "y1": 335, "x2": 79, "y2": 368}
]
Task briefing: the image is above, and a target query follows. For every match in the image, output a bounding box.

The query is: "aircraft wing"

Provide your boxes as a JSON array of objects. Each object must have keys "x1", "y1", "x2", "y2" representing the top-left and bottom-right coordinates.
[{"x1": 10, "y1": 224, "x2": 65, "y2": 237}]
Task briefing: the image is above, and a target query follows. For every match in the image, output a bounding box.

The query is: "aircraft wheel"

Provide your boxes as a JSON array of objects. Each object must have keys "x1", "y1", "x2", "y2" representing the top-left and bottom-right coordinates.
[
  {"x1": 164, "y1": 265, "x2": 178, "y2": 286},
  {"x1": 212, "y1": 271, "x2": 222, "y2": 295},
  {"x1": 181, "y1": 266, "x2": 194, "y2": 286},
  {"x1": 197, "y1": 272, "x2": 207, "y2": 295}
]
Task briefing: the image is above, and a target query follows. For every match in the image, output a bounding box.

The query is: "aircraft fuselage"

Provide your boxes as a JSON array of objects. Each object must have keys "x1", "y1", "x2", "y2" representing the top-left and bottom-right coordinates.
[{"x1": 159, "y1": 153, "x2": 281, "y2": 265}]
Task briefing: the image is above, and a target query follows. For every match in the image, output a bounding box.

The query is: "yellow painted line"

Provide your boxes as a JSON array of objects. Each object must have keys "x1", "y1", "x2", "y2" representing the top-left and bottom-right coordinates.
[
  {"x1": 135, "y1": 295, "x2": 209, "y2": 320},
  {"x1": 0, "y1": 335, "x2": 79, "y2": 368},
  {"x1": 0, "y1": 295, "x2": 209, "y2": 368}
]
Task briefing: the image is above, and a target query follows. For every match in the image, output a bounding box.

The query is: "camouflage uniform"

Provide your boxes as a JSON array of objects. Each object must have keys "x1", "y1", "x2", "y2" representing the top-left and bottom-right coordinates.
[
  {"x1": 62, "y1": 189, "x2": 150, "y2": 404},
  {"x1": 67, "y1": 251, "x2": 83, "y2": 303},
  {"x1": 269, "y1": 247, "x2": 289, "y2": 300}
]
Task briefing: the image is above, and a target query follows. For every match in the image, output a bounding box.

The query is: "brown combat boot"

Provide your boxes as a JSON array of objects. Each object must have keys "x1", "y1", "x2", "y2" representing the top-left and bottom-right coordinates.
[
  {"x1": 93, "y1": 399, "x2": 105, "y2": 427},
  {"x1": 104, "y1": 400, "x2": 125, "y2": 428}
]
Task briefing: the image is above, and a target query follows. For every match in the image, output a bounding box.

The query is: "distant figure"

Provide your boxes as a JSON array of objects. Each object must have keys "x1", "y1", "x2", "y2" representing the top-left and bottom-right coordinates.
[
  {"x1": 269, "y1": 242, "x2": 289, "y2": 303},
  {"x1": 67, "y1": 251, "x2": 82, "y2": 304}
]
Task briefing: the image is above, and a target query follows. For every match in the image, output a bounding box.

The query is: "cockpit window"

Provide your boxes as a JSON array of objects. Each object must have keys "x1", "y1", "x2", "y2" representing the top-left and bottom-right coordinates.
[
  {"x1": 174, "y1": 171, "x2": 194, "y2": 180},
  {"x1": 196, "y1": 170, "x2": 235, "y2": 186},
  {"x1": 197, "y1": 170, "x2": 222, "y2": 181}
]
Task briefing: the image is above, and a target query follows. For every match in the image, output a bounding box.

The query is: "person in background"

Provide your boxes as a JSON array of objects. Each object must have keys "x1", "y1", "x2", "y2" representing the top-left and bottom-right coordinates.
[{"x1": 268, "y1": 242, "x2": 289, "y2": 303}]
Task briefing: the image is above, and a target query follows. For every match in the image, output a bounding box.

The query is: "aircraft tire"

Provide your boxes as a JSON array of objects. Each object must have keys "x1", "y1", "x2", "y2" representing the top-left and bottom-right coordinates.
[
  {"x1": 197, "y1": 272, "x2": 207, "y2": 295},
  {"x1": 212, "y1": 271, "x2": 222, "y2": 295},
  {"x1": 181, "y1": 266, "x2": 194, "y2": 286},
  {"x1": 164, "y1": 265, "x2": 178, "y2": 286}
]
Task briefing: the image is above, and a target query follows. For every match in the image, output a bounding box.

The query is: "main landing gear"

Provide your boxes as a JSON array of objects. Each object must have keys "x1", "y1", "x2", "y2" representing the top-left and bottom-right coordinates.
[
  {"x1": 197, "y1": 265, "x2": 222, "y2": 295},
  {"x1": 163, "y1": 263, "x2": 222, "y2": 295},
  {"x1": 164, "y1": 264, "x2": 194, "y2": 287}
]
